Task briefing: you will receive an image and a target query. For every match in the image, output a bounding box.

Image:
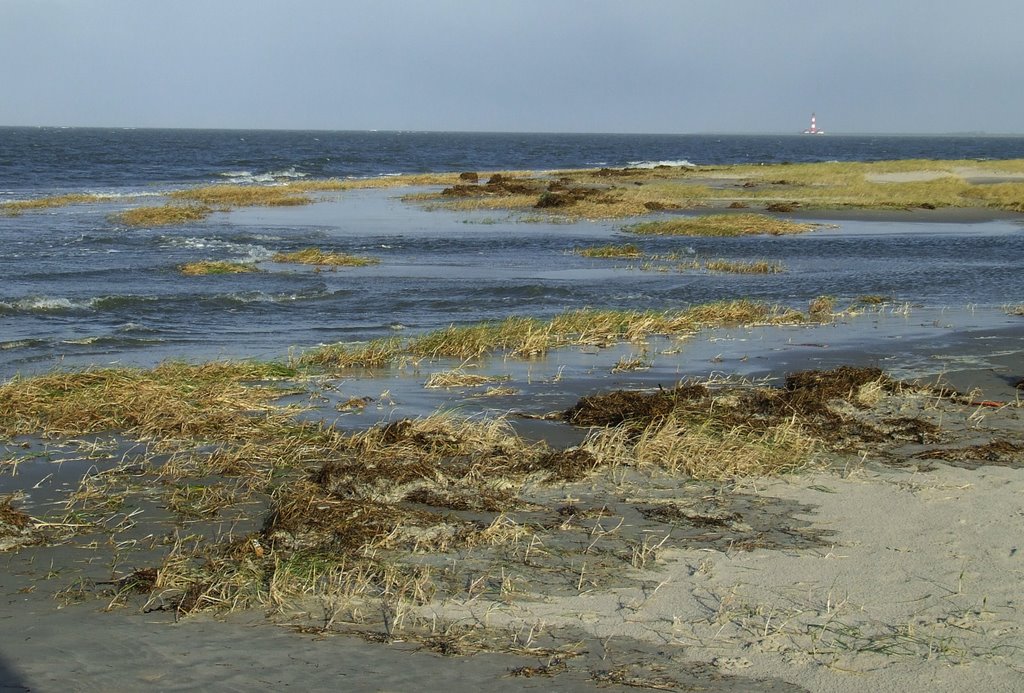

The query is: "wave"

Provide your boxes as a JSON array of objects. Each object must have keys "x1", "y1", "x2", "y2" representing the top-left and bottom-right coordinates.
[
  {"x1": 0, "y1": 338, "x2": 49, "y2": 351},
  {"x1": 60, "y1": 335, "x2": 165, "y2": 347},
  {"x1": 0, "y1": 296, "x2": 91, "y2": 315},
  {"x1": 156, "y1": 236, "x2": 275, "y2": 261},
  {"x1": 217, "y1": 167, "x2": 309, "y2": 184},
  {"x1": 627, "y1": 159, "x2": 698, "y2": 169},
  {"x1": 3, "y1": 286, "x2": 338, "y2": 318}
]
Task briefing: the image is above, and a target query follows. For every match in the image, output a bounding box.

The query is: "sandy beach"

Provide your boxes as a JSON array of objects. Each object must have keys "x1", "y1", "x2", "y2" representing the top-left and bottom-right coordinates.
[
  {"x1": 3, "y1": 318, "x2": 1022, "y2": 691},
  {"x1": 3, "y1": 164, "x2": 1024, "y2": 692}
]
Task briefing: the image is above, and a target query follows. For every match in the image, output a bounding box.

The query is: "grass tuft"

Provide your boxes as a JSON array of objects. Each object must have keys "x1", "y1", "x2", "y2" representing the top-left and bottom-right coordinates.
[
  {"x1": 301, "y1": 300, "x2": 809, "y2": 369},
  {"x1": 169, "y1": 184, "x2": 313, "y2": 208},
  {"x1": 627, "y1": 213, "x2": 817, "y2": 237},
  {"x1": 1, "y1": 193, "x2": 108, "y2": 215},
  {"x1": 575, "y1": 243, "x2": 644, "y2": 259},
  {"x1": 179, "y1": 261, "x2": 259, "y2": 276},
  {"x1": 703, "y1": 259, "x2": 784, "y2": 274},
  {"x1": 272, "y1": 248, "x2": 379, "y2": 267},
  {"x1": 111, "y1": 204, "x2": 211, "y2": 227},
  {"x1": 0, "y1": 361, "x2": 300, "y2": 441}
]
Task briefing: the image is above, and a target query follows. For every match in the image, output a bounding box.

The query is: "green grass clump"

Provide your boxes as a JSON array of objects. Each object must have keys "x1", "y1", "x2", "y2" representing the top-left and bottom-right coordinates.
[
  {"x1": 112, "y1": 204, "x2": 212, "y2": 227},
  {"x1": 272, "y1": 248, "x2": 379, "y2": 267},
  {"x1": 627, "y1": 213, "x2": 817, "y2": 237},
  {"x1": 179, "y1": 261, "x2": 259, "y2": 276}
]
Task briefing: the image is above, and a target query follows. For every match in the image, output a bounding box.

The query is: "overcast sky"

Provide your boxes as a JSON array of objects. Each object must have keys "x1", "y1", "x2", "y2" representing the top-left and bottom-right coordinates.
[{"x1": 2, "y1": 1, "x2": 1021, "y2": 134}]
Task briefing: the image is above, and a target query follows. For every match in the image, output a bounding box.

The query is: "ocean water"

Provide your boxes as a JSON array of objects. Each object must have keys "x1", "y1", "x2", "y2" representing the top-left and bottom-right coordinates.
[{"x1": 1, "y1": 128, "x2": 1023, "y2": 379}]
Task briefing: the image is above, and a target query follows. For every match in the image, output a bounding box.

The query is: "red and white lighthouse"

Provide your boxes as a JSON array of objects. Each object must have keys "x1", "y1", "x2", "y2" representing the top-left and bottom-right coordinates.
[{"x1": 802, "y1": 113, "x2": 825, "y2": 135}]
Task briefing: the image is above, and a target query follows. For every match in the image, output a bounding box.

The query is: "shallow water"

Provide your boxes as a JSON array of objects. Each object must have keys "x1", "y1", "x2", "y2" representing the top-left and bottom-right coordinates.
[
  {"x1": 2, "y1": 185, "x2": 1023, "y2": 379},
  {"x1": 2, "y1": 128, "x2": 1023, "y2": 380}
]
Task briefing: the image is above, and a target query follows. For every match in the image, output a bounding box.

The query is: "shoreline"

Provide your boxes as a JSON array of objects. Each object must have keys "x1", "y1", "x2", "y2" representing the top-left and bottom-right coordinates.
[
  {"x1": 2, "y1": 160, "x2": 1023, "y2": 691},
  {"x1": 3, "y1": 308, "x2": 1023, "y2": 691}
]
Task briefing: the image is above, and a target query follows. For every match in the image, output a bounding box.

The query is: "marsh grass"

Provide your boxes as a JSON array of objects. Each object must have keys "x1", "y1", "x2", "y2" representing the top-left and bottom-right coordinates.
[
  {"x1": 179, "y1": 261, "x2": 259, "y2": 276},
  {"x1": 0, "y1": 361, "x2": 300, "y2": 441},
  {"x1": 708, "y1": 159, "x2": 1024, "y2": 211},
  {"x1": 272, "y1": 248, "x2": 379, "y2": 267},
  {"x1": 575, "y1": 243, "x2": 644, "y2": 259},
  {"x1": 0, "y1": 193, "x2": 111, "y2": 215},
  {"x1": 583, "y1": 416, "x2": 816, "y2": 480},
  {"x1": 169, "y1": 184, "x2": 314, "y2": 208},
  {"x1": 703, "y1": 259, "x2": 784, "y2": 274},
  {"x1": 112, "y1": 204, "x2": 212, "y2": 227},
  {"x1": 424, "y1": 369, "x2": 511, "y2": 389},
  {"x1": 303, "y1": 300, "x2": 808, "y2": 370},
  {"x1": 297, "y1": 338, "x2": 404, "y2": 369},
  {"x1": 149, "y1": 365, "x2": 893, "y2": 621},
  {"x1": 31, "y1": 359, "x2": 964, "y2": 654},
  {"x1": 611, "y1": 354, "x2": 651, "y2": 373},
  {"x1": 627, "y1": 214, "x2": 817, "y2": 237}
]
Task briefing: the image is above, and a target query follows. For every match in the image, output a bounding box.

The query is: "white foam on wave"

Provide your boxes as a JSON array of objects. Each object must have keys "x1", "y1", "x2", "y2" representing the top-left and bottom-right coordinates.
[
  {"x1": 1, "y1": 296, "x2": 86, "y2": 313},
  {"x1": 627, "y1": 159, "x2": 698, "y2": 169},
  {"x1": 159, "y1": 236, "x2": 274, "y2": 260},
  {"x1": 218, "y1": 167, "x2": 309, "y2": 184}
]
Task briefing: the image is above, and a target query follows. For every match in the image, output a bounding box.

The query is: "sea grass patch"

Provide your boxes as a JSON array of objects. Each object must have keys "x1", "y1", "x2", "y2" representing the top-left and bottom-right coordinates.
[
  {"x1": 627, "y1": 213, "x2": 818, "y2": 237},
  {"x1": 1, "y1": 193, "x2": 109, "y2": 215},
  {"x1": 170, "y1": 184, "x2": 313, "y2": 208},
  {"x1": 0, "y1": 361, "x2": 301, "y2": 442},
  {"x1": 112, "y1": 204, "x2": 212, "y2": 227},
  {"x1": 179, "y1": 260, "x2": 259, "y2": 276},
  {"x1": 575, "y1": 243, "x2": 644, "y2": 259},
  {"x1": 272, "y1": 248, "x2": 379, "y2": 267},
  {"x1": 301, "y1": 300, "x2": 810, "y2": 369}
]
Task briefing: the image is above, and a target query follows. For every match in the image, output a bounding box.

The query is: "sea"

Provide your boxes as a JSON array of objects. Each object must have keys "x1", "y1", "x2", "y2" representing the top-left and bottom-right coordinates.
[{"x1": 2, "y1": 127, "x2": 1023, "y2": 381}]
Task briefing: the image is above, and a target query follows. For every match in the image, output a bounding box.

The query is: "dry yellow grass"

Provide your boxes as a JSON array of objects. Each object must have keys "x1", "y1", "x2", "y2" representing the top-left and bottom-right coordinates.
[
  {"x1": 179, "y1": 261, "x2": 259, "y2": 276},
  {"x1": 297, "y1": 338, "x2": 404, "y2": 369},
  {"x1": 703, "y1": 259, "x2": 784, "y2": 274},
  {"x1": 272, "y1": 248, "x2": 379, "y2": 267},
  {"x1": 170, "y1": 184, "x2": 313, "y2": 208},
  {"x1": 1, "y1": 193, "x2": 109, "y2": 215},
  {"x1": 0, "y1": 361, "x2": 298, "y2": 441},
  {"x1": 302, "y1": 300, "x2": 808, "y2": 369},
  {"x1": 582, "y1": 416, "x2": 816, "y2": 480},
  {"x1": 628, "y1": 213, "x2": 817, "y2": 237},
  {"x1": 575, "y1": 243, "x2": 644, "y2": 259},
  {"x1": 424, "y1": 369, "x2": 511, "y2": 389},
  {"x1": 112, "y1": 204, "x2": 212, "y2": 227}
]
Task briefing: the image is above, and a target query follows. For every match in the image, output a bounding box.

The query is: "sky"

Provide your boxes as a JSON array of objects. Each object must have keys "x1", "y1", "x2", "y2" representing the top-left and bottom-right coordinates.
[{"x1": 2, "y1": 0, "x2": 1022, "y2": 134}]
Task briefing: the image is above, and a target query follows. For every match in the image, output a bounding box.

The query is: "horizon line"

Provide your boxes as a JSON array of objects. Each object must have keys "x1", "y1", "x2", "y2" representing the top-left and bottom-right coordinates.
[{"x1": 1, "y1": 124, "x2": 1022, "y2": 138}]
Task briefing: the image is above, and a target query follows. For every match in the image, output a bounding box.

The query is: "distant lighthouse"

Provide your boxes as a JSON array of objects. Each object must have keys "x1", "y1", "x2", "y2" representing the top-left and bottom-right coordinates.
[{"x1": 802, "y1": 113, "x2": 825, "y2": 135}]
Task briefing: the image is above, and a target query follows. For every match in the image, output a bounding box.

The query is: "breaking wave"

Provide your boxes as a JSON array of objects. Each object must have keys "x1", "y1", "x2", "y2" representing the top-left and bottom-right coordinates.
[
  {"x1": 217, "y1": 167, "x2": 309, "y2": 184},
  {"x1": 627, "y1": 159, "x2": 697, "y2": 169},
  {"x1": 0, "y1": 297, "x2": 91, "y2": 315}
]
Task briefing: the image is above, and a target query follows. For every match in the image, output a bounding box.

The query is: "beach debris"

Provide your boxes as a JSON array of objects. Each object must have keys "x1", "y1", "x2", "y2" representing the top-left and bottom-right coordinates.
[{"x1": 0, "y1": 496, "x2": 41, "y2": 551}]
